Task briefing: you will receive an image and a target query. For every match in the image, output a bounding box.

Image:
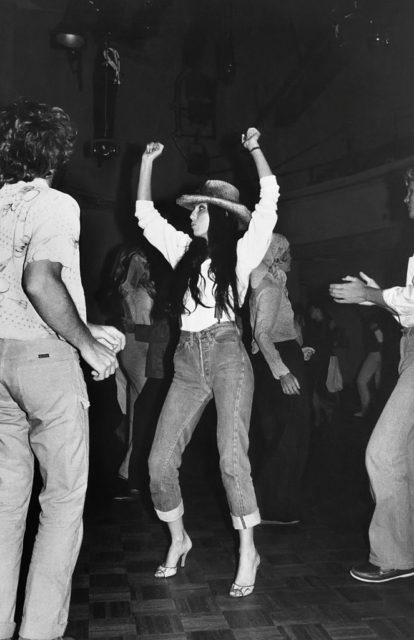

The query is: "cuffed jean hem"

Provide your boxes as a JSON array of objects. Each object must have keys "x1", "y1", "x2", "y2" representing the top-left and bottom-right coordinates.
[
  {"x1": 155, "y1": 501, "x2": 184, "y2": 522},
  {"x1": 231, "y1": 509, "x2": 261, "y2": 530}
]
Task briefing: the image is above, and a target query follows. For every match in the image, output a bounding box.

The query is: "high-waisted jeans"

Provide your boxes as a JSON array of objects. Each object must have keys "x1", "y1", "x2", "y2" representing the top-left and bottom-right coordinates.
[
  {"x1": 0, "y1": 337, "x2": 89, "y2": 640},
  {"x1": 367, "y1": 328, "x2": 414, "y2": 569},
  {"x1": 148, "y1": 321, "x2": 260, "y2": 530}
]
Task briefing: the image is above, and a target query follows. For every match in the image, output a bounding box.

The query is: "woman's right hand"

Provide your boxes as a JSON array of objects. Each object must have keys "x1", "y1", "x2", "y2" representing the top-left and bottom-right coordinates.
[{"x1": 142, "y1": 141, "x2": 164, "y2": 160}]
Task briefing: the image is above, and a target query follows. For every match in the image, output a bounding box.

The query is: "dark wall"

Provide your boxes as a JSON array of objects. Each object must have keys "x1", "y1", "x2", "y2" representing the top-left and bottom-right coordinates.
[{"x1": 3, "y1": 0, "x2": 414, "y2": 321}]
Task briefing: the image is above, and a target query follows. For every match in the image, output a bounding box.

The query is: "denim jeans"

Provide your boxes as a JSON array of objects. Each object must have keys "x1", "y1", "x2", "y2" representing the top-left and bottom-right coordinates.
[
  {"x1": 367, "y1": 328, "x2": 414, "y2": 570},
  {"x1": 148, "y1": 321, "x2": 260, "y2": 530},
  {"x1": 0, "y1": 337, "x2": 89, "y2": 640}
]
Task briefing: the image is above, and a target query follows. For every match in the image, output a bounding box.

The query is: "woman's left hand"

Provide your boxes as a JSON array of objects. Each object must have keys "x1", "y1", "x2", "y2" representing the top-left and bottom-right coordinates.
[
  {"x1": 241, "y1": 127, "x2": 261, "y2": 151},
  {"x1": 280, "y1": 372, "x2": 301, "y2": 395}
]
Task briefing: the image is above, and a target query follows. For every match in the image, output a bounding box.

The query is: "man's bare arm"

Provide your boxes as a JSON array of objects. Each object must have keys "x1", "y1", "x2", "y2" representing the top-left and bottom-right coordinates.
[{"x1": 23, "y1": 260, "x2": 118, "y2": 380}]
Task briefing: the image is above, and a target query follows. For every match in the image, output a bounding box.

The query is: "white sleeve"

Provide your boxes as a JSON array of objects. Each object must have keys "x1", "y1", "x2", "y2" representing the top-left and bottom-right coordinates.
[
  {"x1": 135, "y1": 200, "x2": 191, "y2": 268},
  {"x1": 236, "y1": 175, "x2": 279, "y2": 299},
  {"x1": 383, "y1": 285, "x2": 414, "y2": 320}
]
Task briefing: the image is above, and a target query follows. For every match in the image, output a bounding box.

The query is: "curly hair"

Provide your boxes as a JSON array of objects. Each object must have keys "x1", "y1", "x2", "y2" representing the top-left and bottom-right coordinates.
[
  {"x1": 0, "y1": 97, "x2": 77, "y2": 185},
  {"x1": 168, "y1": 203, "x2": 241, "y2": 319}
]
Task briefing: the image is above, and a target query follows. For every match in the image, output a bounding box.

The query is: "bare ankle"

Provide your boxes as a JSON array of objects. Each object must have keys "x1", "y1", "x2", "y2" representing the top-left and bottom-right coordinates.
[{"x1": 171, "y1": 531, "x2": 188, "y2": 545}]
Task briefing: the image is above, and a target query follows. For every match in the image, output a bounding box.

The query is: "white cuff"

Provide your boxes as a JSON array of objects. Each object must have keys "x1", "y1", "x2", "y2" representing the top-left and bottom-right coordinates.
[
  {"x1": 155, "y1": 500, "x2": 184, "y2": 522},
  {"x1": 231, "y1": 508, "x2": 261, "y2": 530}
]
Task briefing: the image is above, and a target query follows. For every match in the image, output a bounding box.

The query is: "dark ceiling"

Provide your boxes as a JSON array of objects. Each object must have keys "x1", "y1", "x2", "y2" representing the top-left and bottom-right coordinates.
[
  {"x1": 9, "y1": 0, "x2": 414, "y2": 191},
  {"x1": 39, "y1": 0, "x2": 410, "y2": 132}
]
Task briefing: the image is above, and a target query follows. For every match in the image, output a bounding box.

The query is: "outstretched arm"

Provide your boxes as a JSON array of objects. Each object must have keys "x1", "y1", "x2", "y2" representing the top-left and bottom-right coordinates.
[{"x1": 329, "y1": 273, "x2": 387, "y2": 307}]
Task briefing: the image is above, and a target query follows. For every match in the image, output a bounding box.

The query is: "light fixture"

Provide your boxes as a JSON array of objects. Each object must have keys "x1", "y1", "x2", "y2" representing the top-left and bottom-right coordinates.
[
  {"x1": 54, "y1": 29, "x2": 85, "y2": 50},
  {"x1": 52, "y1": 0, "x2": 86, "y2": 50}
]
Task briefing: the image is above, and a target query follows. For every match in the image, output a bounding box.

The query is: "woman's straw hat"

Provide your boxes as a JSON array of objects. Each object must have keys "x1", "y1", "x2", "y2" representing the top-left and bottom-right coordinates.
[{"x1": 176, "y1": 180, "x2": 251, "y2": 230}]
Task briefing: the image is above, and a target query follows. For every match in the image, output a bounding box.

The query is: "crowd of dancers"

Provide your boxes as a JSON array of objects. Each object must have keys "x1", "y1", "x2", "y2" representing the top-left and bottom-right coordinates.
[{"x1": 1, "y1": 98, "x2": 414, "y2": 640}]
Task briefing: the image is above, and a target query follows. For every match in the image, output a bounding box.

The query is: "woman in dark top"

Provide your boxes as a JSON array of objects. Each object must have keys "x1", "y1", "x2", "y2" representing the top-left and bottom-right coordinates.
[{"x1": 249, "y1": 233, "x2": 310, "y2": 524}]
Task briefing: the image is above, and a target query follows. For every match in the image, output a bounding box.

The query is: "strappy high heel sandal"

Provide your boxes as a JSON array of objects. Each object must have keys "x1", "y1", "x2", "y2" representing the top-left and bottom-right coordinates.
[
  {"x1": 154, "y1": 535, "x2": 192, "y2": 578},
  {"x1": 229, "y1": 554, "x2": 260, "y2": 598}
]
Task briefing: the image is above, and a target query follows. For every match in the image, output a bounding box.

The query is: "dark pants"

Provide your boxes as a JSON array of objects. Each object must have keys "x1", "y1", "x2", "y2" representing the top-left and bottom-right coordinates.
[
  {"x1": 251, "y1": 340, "x2": 310, "y2": 521},
  {"x1": 128, "y1": 377, "x2": 170, "y2": 490}
]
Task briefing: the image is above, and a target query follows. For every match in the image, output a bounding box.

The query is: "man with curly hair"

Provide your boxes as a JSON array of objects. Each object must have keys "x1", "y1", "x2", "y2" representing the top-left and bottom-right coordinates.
[{"x1": 0, "y1": 98, "x2": 125, "y2": 640}]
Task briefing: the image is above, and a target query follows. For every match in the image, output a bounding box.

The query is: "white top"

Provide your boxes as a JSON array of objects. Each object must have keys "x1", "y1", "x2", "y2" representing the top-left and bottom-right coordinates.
[
  {"x1": 383, "y1": 255, "x2": 414, "y2": 328},
  {"x1": 135, "y1": 175, "x2": 279, "y2": 332},
  {"x1": 0, "y1": 178, "x2": 86, "y2": 339}
]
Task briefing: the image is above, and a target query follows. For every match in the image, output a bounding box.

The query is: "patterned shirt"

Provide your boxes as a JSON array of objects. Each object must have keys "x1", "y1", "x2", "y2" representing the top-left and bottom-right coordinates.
[{"x1": 0, "y1": 178, "x2": 86, "y2": 339}]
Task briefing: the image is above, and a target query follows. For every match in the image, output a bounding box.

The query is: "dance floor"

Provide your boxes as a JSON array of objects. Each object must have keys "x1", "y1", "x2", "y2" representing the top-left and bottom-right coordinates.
[{"x1": 64, "y1": 410, "x2": 414, "y2": 640}]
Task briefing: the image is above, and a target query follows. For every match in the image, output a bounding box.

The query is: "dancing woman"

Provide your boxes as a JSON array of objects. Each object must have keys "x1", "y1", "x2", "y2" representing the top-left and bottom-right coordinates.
[{"x1": 134, "y1": 127, "x2": 279, "y2": 597}]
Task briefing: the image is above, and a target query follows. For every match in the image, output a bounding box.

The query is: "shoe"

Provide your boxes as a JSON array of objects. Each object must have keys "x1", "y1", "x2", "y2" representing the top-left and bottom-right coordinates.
[
  {"x1": 261, "y1": 518, "x2": 300, "y2": 525},
  {"x1": 229, "y1": 554, "x2": 260, "y2": 598},
  {"x1": 350, "y1": 562, "x2": 414, "y2": 583},
  {"x1": 229, "y1": 583, "x2": 256, "y2": 597},
  {"x1": 154, "y1": 534, "x2": 192, "y2": 578}
]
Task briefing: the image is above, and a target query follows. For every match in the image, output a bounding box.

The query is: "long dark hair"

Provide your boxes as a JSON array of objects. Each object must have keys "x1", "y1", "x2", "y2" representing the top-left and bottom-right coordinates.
[{"x1": 168, "y1": 203, "x2": 241, "y2": 319}]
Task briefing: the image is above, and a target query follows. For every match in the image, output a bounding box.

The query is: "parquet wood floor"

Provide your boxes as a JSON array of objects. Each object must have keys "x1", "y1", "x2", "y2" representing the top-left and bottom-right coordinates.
[{"x1": 64, "y1": 414, "x2": 414, "y2": 640}]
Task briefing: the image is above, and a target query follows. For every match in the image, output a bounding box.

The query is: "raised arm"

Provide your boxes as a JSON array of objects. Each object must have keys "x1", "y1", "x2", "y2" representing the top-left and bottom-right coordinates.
[
  {"x1": 137, "y1": 141, "x2": 164, "y2": 201},
  {"x1": 236, "y1": 128, "x2": 279, "y2": 294},
  {"x1": 135, "y1": 141, "x2": 191, "y2": 267},
  {"x1": 241, "y1": 127, "x2": 273, "y2": 179}
]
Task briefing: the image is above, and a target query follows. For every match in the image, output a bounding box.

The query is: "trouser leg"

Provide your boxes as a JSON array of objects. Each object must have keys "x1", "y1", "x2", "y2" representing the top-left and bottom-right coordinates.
[
  {"x1": 367, "y1": 343, "x2": 414, "y2": 569},
  {"x1": 17, "y1": 343, "x2": 89, "y2": 640},
  {"x1": 148, "y1": 340, "x2": 211, "y2": 520},
  {"x1": 0, "y1": 382, "x2": 33, "y2": 640},
  {"x1": 214, "y1": 344, "x2": 260, "y2": 529}
]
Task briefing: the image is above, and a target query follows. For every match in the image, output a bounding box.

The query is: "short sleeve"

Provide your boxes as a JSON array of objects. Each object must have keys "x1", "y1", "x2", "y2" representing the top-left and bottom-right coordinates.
[{"x1": 25, "y1": 190, "x2": 80, "y2": 268}]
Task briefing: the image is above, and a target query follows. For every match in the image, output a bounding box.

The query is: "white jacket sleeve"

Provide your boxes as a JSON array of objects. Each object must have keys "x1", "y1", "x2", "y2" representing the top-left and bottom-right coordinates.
[
  {"x1": 236, "y1": 175, "x2": 279, "y2": 303},
  {"x1": 135, "y1": 200, "x2": 191, "y2": 268}
]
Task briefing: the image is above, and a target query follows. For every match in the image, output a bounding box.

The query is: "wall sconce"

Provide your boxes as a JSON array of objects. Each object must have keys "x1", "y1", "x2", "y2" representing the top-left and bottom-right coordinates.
[
  {"x1": 53, "y1": 21, "x2": 85, "y2": 49},
  {"x1": 51, "y1": 0, "x2": 86, "y2": 90}
]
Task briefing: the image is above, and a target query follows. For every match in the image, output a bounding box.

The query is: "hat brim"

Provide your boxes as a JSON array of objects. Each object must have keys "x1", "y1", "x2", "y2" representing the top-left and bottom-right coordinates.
[{"x1": 176, "y1": 194, "x2": 251, "y2": 230}]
